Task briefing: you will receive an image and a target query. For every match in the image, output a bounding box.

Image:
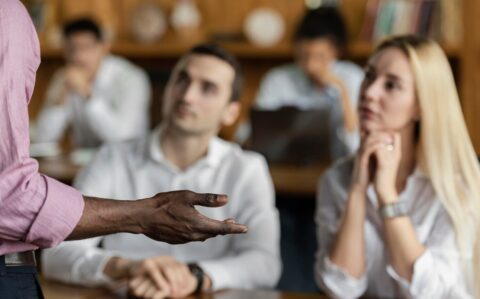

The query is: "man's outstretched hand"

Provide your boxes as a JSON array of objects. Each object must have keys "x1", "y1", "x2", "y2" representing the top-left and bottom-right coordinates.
[
  {"x1": 68, "y1": 191, "x2": 248, "y2": 244},
  {"x1": 137, "y1": 191, "x2": 247, "y2": 244}
]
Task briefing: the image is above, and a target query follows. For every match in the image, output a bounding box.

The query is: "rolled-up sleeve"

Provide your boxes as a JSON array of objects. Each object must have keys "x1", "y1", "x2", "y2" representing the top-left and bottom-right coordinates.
[{"x1": 0, "y1": 0, "x2": 84, "y2": 254}]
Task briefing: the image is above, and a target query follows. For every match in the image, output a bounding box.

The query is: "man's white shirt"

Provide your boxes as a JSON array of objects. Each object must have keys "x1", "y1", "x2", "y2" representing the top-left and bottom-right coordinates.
[
  {"x1": 42, "y1": 127, "x2": 281, "y2": 290},
  {"x1": 34, "y1": 55, "x2": 151, "y2": 148}
]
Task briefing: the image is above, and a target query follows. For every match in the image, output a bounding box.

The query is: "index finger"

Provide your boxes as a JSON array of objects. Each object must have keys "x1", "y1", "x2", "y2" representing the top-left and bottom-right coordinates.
[{"x1": 190, "y1": 193, "x2": 229, "y2": 207}]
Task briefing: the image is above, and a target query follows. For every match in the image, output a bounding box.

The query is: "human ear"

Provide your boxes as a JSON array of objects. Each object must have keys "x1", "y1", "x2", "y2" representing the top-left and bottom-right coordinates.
[{"x1": 221, "y1": 102, "x2": 241, "y2": 126}]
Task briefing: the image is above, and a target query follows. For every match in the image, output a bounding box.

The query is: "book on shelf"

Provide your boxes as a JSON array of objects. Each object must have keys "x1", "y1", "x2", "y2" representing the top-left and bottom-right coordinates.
[
  {"x1": 358, "y1": 0, "x2": 461, "y2": 48},
  {"x1": 359, "y1": 0, "x2": 381, "y2": 41},
  {"x1": 373, "y1": 0, "x2": 396, "y2": 41}
]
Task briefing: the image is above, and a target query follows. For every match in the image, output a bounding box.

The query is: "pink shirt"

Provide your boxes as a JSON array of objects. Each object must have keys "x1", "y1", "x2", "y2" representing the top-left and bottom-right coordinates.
[{"x1": 0, "y1": 0, "x2": 84, "y2": 255}]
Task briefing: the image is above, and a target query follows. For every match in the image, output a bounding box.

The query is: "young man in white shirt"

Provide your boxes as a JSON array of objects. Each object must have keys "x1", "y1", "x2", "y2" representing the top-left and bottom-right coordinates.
[
  {"x1": 34, "y1": 18, "x2": 151, "y2": 148},
  {"x1": 42, "y1": 44, "x2": 281, "y2": 299},
  {"x1": 254, "y1": 7, "x2": 363, "y2": 159}
]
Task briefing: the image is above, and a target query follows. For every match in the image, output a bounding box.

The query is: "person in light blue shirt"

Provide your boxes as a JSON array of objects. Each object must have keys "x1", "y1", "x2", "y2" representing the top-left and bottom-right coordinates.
[{"x1": 255, "y1": 7, "x2": 363, "y2": 159}]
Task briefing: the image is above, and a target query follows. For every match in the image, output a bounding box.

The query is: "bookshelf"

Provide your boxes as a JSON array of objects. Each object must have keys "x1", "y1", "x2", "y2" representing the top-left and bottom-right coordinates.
[
  {"x1": 461, "y1": 0, "x2": 480, "y2": 153},
  {"x1": 24, "y1": 0, "x2": 479, "y2": 151}
]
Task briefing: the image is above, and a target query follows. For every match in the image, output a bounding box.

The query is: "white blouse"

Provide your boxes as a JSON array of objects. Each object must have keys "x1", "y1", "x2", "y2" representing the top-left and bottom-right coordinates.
[{"x1": 315, "y1": 158, "x2": 473, "y2": 299}]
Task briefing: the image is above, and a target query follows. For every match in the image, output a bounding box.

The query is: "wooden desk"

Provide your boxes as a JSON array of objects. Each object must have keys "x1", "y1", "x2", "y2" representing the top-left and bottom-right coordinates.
[
  {"x1": 37, "y1": 156, "x2": 81, "y2": 185},
  {"x1": 269, "y1": 163, "x2": 329, "y2": 196},
  {"x1": 40, "y1": 277, "x2": 327, "y2": 299}
]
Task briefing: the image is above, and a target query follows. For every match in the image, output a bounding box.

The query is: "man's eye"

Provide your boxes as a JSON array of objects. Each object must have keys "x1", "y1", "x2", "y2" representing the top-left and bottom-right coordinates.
[
  {"x1": 177, "y1": 74, "x2": 189, "y2": 85},
  {"x1": 203, "y1": 83, "x2": 216, "y2": 94}
]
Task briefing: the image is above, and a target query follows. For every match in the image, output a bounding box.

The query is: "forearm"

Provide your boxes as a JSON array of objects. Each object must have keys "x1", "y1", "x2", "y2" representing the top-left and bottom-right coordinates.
[
  {"x1": 84, "y1": 99, "x2": 147, "y2": 142},
  {"x1": 42, "y1": 237, "x2": 107, "y2": 286},
  {"x1": 34, "y1": 106, "x2": 69, "y2": 143},
  {"x1": 334, "y1": 81, "x2": 357, "y2": 133},
  {"x1": 199, "y1": 250, "x2": 280, "y2": 290},
  {"x1": 67, "y1": 196, "x2": 143, "y2": 240},
  {"x1": 329, "y1": 191, "x2": 366, "y2": 278},
  {"x1": 53, "y1": 86, "x2": 70, "y2": 106},
  {"x1": 383, "y1": 216, "x2": 425, "y2": 281}
]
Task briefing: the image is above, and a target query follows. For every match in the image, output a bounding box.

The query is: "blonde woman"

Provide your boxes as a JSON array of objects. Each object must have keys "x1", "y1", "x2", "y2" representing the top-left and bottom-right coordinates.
[{"x1": 315, "y1": 35, "x2": 480, "y2": 298}]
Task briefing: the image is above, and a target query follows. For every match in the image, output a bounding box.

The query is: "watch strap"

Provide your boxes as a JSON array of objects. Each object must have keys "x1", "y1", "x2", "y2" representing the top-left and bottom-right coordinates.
[
  {"x1": 188, "y1": 263, "x2": 204, "y2": 294},
  {"x1": 379, "y1": 202, "x2": 408, "y2": 219}
]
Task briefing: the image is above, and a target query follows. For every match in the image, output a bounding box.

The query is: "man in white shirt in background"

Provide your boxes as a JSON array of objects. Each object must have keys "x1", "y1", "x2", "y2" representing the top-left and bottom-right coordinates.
[
  {"x1": 253, "y1": 7, "x2": 363, "y2": 159},
  {"x1": 34, "y1": 18, "x2": 151, "y2": 148},
  {"x1": 42, "y1": 44, "x2": 281, "y2": 299}
]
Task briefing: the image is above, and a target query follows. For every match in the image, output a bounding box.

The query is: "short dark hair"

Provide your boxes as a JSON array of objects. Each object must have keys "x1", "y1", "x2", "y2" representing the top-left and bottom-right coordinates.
[
  {"x1": 63, "y1": 18, "x2": 103, "y2": 41},
  {"x1": 294, "y1": 7, "x2": 348, "y2": 55},
  {"x1": 187, "y1": 44, "x2": 244, "y2": 102}
]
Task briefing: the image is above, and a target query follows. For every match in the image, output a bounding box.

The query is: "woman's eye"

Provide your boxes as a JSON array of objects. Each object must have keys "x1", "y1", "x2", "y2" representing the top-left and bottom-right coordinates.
[
  {"x1": 385, "y1": 80, "x2": 398, "y2": 90},
  {"x1": 364, "y1": 70, "x2": 375, "y2": 82}
]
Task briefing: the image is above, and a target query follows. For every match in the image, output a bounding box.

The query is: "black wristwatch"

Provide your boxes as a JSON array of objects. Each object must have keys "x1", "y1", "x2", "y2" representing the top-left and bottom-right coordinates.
[{"x1": 187, "y1": 263, "x2": 204, "y2": 294}]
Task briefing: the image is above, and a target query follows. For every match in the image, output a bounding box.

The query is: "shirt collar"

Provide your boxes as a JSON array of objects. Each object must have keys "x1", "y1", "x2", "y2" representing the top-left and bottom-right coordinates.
[{"x1": 148, "y1": 126, "x2": 225, "y2": 172}]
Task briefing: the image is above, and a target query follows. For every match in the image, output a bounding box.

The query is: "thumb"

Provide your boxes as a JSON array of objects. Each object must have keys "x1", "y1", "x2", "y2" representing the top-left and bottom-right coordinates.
[{"x1": 190, "y1": 193, "x2": 228, "y2": 207}]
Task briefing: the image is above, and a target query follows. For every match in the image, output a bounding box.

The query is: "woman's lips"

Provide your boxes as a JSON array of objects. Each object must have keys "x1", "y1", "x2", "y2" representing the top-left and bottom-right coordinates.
[{"x1": 359, "y1": 106, "x2": 376, "y2": 119}]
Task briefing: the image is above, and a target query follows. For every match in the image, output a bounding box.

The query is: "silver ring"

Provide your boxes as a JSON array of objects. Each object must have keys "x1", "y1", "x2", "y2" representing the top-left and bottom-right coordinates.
[{"x1": 385, "y1": 143, "x2": 394, "y2": 151}]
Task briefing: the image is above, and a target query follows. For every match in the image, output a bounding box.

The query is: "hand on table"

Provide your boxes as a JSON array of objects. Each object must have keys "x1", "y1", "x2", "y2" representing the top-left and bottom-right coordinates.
[{"x1": 127, "y1": 256, "x2": 207, "y2": 299}]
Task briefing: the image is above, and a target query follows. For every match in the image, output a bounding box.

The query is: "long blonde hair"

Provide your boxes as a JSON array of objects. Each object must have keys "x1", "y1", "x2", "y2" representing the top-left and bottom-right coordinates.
[{"x1": 376, "y1": 35, "x2": 480, "y2": 296}]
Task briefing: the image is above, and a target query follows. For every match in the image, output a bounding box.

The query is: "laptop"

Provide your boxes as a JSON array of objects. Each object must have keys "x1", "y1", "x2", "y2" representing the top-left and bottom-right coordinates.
[{"x1": 250, "y1": 107, "x2": 331, "y2": 165}]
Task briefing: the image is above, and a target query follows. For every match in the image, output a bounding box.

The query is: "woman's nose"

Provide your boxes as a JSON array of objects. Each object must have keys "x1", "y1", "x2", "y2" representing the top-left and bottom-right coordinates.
[{"x1": 362, "y1": 79, "x2": 382, "y2": 103}]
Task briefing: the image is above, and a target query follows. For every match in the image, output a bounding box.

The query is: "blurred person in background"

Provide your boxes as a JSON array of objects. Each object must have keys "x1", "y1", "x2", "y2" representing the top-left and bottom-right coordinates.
[
  {"x1": 252, "y1": 6, "x2": 363, "y2": 159},
  {"x1": 42, "y1": 44, "x2": 281, "y2": 299},
  {"x1": 315, "y1": 35, "x2": 480, "y2": 298},
  {"x1": 34, "y1": 18, "x2": 151, "y2": 149}
]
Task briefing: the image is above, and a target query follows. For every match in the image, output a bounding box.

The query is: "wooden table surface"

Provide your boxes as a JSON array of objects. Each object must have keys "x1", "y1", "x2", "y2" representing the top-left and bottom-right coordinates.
[
  {"x1": 40, "y1": 277, "x2": 328, "y2": 299},
  {"x1": 37, "y1": 156, "x2": 329, "y2": 196},
  {"x1": 269, "y1": 163, "x2": 328, "y2": 196}
]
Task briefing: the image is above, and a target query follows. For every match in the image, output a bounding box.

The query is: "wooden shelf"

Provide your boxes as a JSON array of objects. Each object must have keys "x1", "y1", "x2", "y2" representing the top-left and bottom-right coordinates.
[
  {"x1": 348, "y1": 40, "x2": 460, "y2": 59},
  {"x1": 40, "y1": 39, "x2": 294, "y2": 60},
  {"x1": 40, "y1": 37, "x2": 459, "y2": 60}
]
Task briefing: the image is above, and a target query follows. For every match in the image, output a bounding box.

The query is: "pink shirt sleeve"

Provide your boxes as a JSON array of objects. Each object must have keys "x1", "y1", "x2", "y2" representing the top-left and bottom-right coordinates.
[{"x1": 0, "y1": 0, "x2": 84, "y2": 255}]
